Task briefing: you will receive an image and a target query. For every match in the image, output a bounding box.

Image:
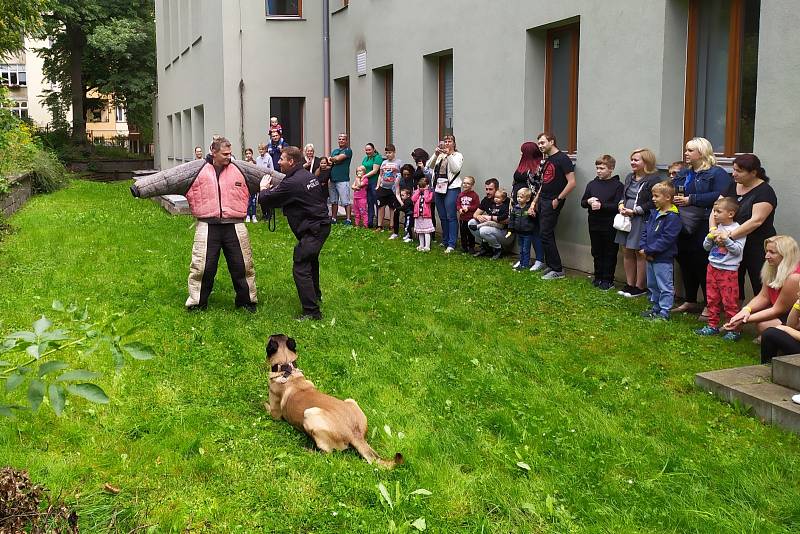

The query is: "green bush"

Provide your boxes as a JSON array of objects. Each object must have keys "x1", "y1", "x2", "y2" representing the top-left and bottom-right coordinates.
[{"x1": 29, "y1": 149, "x2": 68, "y2": 194}]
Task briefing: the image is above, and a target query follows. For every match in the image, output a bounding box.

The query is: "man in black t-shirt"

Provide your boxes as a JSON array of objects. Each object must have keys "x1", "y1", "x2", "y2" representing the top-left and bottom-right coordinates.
[{"x1": 535, "y1": 132, "x2": 576, "y2": 279}]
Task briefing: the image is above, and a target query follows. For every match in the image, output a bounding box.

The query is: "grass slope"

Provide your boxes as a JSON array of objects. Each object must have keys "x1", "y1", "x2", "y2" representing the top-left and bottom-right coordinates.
[{"x1": 0, "y1": 180, "x2": 799, "y2": 533}]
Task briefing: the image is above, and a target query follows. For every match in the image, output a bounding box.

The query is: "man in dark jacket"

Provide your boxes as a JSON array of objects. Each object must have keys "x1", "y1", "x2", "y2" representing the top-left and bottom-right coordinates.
[{"x1": 259, "y1": 146, "x2": 330, "y2": 320}]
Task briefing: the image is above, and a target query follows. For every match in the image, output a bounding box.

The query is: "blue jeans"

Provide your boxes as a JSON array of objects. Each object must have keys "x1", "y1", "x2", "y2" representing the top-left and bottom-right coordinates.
[
  {"x1": 518, "y1": 234, "x2": 533, "y2": 267},
  {"x1": 647, "y1": 261, "x2": 674, "y2": 316},
  {"x1": 366, "y1": 179, "x2": 378, "y2": 227},
  {"x1": 247, "y1": 194, "x2": 258, "y2": 218},
  {"x1": 434, "y1": 188, "x2": 459, "y2": 248}
]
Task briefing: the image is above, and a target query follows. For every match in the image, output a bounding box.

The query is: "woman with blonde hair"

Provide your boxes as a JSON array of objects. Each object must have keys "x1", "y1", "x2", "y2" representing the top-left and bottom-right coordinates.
[
  {"x1": 725, "y1": 235, "x2": 800, "y2": 335},
  {"x1": 671, "y1": 137, "x2": 731, "y2": 315},
  {"x1": 615, "y1": 148, "x2": 662, "y2": 298}
]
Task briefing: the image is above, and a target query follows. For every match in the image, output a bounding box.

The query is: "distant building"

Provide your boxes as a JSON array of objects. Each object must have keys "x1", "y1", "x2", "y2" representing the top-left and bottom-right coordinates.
[
  {"x1": 85, "y1": 89, "x2": 129, "y2": 144},
  {"x1": 1, "y1": 38, "x2": 55, "y2": 126},
  {"x1": 153, "y1": 0, "x2": 800, "y2": 273},
  {"x1": 1, "y1": 38, "x2": 130, "y2": 146}
]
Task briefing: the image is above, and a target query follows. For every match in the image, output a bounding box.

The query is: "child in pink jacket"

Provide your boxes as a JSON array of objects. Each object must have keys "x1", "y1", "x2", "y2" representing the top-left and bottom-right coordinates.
[
  {"x1": 351, "y1": 166, "x2": 369, "y2": 228},
  {"x1": 412, "y1": 177, "x2": 435, "y2": 251}
]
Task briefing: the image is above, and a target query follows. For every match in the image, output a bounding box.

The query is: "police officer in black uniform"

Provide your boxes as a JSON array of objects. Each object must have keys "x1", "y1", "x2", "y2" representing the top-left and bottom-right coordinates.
[{"x1": 259, "y1": 146, "x2": 331, "y2": 320}]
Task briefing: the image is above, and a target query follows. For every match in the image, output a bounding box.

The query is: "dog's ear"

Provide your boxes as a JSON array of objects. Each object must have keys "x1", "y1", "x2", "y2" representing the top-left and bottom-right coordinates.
[
  {"x1": 266, "y1": 337, "x2": 278, "y2": 357},
  {"x1": 286, "y1": 337, "x2": 297, "y2": 352}
]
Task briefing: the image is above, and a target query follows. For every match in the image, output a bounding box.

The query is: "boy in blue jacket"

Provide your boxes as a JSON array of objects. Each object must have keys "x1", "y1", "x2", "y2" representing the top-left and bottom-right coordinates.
[{"x1": 639, "y1": 181, "x2": 683, "y2": 320}]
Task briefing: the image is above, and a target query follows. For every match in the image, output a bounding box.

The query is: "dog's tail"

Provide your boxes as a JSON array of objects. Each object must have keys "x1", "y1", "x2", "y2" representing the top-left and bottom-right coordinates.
[{"x1": 351, "y1": 437, "x2": 404, "y2": 469}]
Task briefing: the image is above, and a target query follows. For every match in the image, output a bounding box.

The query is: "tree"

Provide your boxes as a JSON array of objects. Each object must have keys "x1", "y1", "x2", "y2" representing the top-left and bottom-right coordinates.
[
  {"x1": 37, "y1": 0, "x2": 156, "y2": 143},
  {"x1": 0, "y1": 0, "x2": 45, "y2": 59}
]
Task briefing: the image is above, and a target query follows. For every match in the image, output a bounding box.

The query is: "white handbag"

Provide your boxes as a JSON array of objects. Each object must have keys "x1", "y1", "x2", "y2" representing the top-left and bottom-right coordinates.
[
  {"x1": 613, "y1": 213, "x2": 631, "y2": 232},
  {"x1": 613, "y1": 178, "x2": 644, "y2": 233}
]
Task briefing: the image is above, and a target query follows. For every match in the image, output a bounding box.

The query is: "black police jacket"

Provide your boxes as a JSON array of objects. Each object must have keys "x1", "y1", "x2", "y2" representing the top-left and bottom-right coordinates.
[{"x1": 258, "y1": 164, "x2": 330, "y2": 238}]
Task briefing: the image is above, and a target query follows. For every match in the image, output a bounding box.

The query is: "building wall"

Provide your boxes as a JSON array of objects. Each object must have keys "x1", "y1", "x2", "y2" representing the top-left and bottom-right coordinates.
[
  {"x1": 329, "y1": 0, "x2": 690, "y2": 273},
  {"x1": 23, "y1": 39, "x2": 54, "y2": 127},
  {"x1": 154, "y1": 0, "x2": 800, "y2": 273},
  {"x1": 154, "y1": 0, "x2": 324, "y2": 169},
  {"x1": 752, "y1": 0, "x2": 800, "y2": 244}
]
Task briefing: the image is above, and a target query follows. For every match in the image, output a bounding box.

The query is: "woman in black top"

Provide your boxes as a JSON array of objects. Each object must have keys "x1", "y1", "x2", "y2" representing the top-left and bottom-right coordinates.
[
  {"x1": 512, "y1": 141, "x2": 542, "y2": 203},
  {"x1": 712, "y1": 153, "x2": 777, "y2": 297},
  {"x1": 512, "y1": 142, "x2": 544, "y2": 269}
]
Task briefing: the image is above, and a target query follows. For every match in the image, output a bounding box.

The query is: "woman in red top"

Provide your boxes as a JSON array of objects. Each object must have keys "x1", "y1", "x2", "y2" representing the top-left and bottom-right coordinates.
[{"x1": 725, "y1": 235, "x2": 800, "y2": 335}]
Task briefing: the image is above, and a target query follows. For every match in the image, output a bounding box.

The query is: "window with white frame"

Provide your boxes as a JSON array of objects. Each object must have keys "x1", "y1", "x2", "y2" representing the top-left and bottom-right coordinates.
[
  {"x1": 116, "y1": 105, "x2": 126, "y2": 122},
  {"x1": 7, "y1": 100, "x2": 29, "y2": 119},
  {"x1": 0, "y1": 64, "x2": 27, "y2": 87}
]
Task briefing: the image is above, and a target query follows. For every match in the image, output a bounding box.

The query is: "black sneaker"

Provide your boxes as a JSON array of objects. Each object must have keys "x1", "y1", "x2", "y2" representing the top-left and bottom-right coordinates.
[
  {"x1": 617, "y1": 284, "x2": 632, "y2": 297},
  {"x1": 626, "y1": 287, "x2": 648, "y2": 298},
  {"x1": 592, "y1": 279, "x2": 601, "y2": 287},
  {"x1": 296, "y1": 313, "x2": 322, "y2": 322},
  {"x1": 490, "y1": 249, "x2": 503, "y2": 260},
  {"x1": 237, "y1": 303, "x2": 257, "y2": 313},
  {"x1": 473, "y1": 247, "x2": 490, "y2": 258},
  {"x1": 598, "y1": 280, "x2": 615, "y2": 291},
  {"x1": 186, "y1": 304, "x2": 207, "y2": 312}
]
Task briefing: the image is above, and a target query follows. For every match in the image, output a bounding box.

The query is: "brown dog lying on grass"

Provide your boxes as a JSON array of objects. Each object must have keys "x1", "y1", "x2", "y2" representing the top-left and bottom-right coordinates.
[{"x1": 265, "y1": 334, "x2": 403, "y2": 468}]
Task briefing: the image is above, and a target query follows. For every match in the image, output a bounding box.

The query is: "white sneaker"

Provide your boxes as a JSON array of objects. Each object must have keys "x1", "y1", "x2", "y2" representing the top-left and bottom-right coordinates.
[
  {"x1": 530, "y1": 260, "x2": 545, "y2": 271},
  {"x1": 245, "y1": 216, "x2": 251, "y2": 223},
  {"x1": 512, "y1": 261, "x2": 521, "y2": 269},
  {"x1": 444, "y1": 247, "x2": 455, "y2": 254},
  {"x1": 251, "y1": 216, "x2": 258, "y2": 223},
  {"x1": 423, "y1": 247, "x2": 431, "y2": 252},
  {"x1": 389, "y1": 233, "x2": 399, "y2": 240},
  {"x1": 793, "y1": 394, "x2": 800, "y2": 405},
  {"x1": 416, "y1": 245, "x2": 424, "y2": 251},
  {"x1": 541, "y1": 270, "x2": 566, "y2": 280},
  {"x1": 402, "y1": 237, "x2": 412, "y2": 243}
]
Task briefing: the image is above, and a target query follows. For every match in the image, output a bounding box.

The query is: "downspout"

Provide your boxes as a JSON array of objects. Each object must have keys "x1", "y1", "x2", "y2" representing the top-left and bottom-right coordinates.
[
  {"x1": 322, "y1": 0, "x2": 331, "y2": 156},
  {"x1": 239, "y1": 0, "x2": 245, "y2": 155}
]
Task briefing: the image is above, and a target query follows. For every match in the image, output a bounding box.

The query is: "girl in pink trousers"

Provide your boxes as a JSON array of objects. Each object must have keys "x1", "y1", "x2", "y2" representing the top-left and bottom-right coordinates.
[
  {"x1": 412, "y1": 177, "x2": 435, "y2": 251},
  {"x1": 351, "y1": 166, "x2": 369, "y2": 228}
]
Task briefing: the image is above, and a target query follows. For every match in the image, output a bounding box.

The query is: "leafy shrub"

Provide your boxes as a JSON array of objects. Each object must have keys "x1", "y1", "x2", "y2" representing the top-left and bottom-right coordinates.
[
  {"x1": 0, "y1": 106, "x2": 69, "y2": 194},
  {"x1": 28, "y1": 149, "x2": 68, "y2": 193}
]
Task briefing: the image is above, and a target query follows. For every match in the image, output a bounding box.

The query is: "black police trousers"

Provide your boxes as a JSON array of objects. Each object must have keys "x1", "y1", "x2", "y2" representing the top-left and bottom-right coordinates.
[{"x1": 292, "y1": 223, "x2": 331, "y2": 317}]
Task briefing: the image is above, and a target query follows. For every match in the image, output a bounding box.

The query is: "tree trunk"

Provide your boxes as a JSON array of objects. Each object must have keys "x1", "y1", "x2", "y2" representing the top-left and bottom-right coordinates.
[{"x1": 67, "y1": 23, "x2": 86, "y2": 143}]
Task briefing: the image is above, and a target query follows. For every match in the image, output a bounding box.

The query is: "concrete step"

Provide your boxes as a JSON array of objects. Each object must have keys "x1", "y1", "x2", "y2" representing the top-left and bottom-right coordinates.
[
  {"x1": 772, "y1": 354, "x2": 800, "y2": 391},
  {"x1": 153, "y1": 195, "x2": 191, "y2": 215},
  {"x1": 695, "y1": 365, "x2": 800, "y2": 434}
]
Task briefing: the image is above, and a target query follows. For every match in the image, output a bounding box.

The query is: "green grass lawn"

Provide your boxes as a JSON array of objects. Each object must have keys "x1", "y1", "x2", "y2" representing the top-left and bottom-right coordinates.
[{"x1": 1, "y1": 180, "x2": 799, "y2": 533}]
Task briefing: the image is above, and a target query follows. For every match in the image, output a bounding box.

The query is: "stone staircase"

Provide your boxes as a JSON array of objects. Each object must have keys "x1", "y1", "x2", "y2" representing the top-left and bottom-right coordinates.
[{"x1": 696, "y1": 354, "x2": 800, "y2": 434}]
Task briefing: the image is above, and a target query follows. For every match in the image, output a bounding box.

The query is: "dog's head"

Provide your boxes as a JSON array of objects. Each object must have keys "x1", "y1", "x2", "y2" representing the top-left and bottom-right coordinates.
[{"x1": 266, "y1": 334, "x2": 297, "y2": 364}]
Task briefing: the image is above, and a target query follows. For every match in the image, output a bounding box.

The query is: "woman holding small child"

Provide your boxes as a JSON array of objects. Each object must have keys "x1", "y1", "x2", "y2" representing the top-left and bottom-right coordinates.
[
  {"x1": 615, "y1": 148, "x2": 662, "y2": 298},
  {"x1": 724, "y1": 235, "x2": 800, "y2": 338},
  {"x1": 671, "y1": 137, "x2": 732, "y2": 316}
]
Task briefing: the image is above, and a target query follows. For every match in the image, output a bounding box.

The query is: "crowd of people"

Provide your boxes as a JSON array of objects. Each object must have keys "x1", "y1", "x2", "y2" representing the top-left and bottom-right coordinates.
[{"x1": 234, "y1": 120, "x2": 800, "y2": 368}]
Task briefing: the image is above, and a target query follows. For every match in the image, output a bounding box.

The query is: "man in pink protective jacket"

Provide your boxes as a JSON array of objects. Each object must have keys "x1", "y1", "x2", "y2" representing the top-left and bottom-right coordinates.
[{"x1": 131, "y1": 137, "x2": 267, "y2": 312}]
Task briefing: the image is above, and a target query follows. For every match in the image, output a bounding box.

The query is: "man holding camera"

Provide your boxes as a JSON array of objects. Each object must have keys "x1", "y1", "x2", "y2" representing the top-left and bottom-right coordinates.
[{"x1": 259, "y1": 146, "x2": 331, "y2": 321}]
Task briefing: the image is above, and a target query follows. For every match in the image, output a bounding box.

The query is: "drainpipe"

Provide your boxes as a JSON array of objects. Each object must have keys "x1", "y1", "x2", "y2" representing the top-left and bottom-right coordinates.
[{"x1": 322, "y1": 0, "x2": 331, "y2": 156}]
